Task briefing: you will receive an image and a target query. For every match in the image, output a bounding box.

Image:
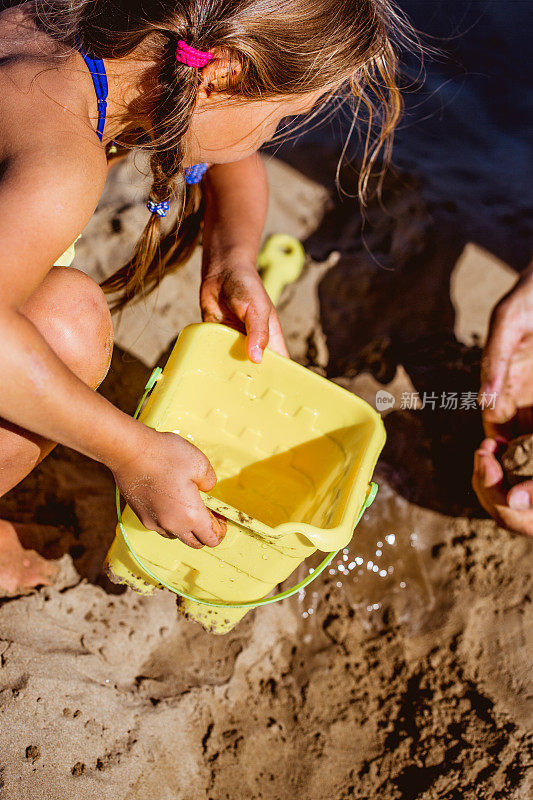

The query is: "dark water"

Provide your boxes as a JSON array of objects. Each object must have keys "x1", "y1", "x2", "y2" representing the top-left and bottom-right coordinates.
[{"x1": 274, "y1": 0, "x2": 533, "y2": 271}]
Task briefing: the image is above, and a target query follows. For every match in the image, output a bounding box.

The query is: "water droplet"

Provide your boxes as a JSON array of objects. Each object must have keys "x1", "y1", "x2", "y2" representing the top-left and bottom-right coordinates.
[{"x1": 385, "y1": 534, "x2": 396, "y2": 545}]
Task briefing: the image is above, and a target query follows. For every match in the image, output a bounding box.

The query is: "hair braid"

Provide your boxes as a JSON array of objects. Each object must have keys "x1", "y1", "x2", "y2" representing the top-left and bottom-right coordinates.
[{"x1": 101, "y1": 30, "x2": 204, "y2": 307}]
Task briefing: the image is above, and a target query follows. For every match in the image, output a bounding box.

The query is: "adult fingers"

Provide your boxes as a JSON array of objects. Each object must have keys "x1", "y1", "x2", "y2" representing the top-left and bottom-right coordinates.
[
  {"x1": 482, "y1": 416, "x2": 515, "y2": 442},
  {"x1": 472, "y1": 449, "x2": 533, "y2": 536},
  {"x1": 507, "y1": 478, "x2": 533, "y2": 512},
  {"x1": 472, "y1": 448, "x2": 507, "y2": 518},
  {"x1": 480, "y1": 300, "x2": 523, "y2": 421}
]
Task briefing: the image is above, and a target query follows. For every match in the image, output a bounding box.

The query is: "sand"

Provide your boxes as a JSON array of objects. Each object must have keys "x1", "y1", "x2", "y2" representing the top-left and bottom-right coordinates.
[
  {"x1": 502, "y1": 436, "x2": 533, "y2": 486},
  {"x1": 1, "y1": 2, "x2": 533, "y2": 788},
  {"x1": 0, "y1": 149, "x2": 531, "y2": 800}
]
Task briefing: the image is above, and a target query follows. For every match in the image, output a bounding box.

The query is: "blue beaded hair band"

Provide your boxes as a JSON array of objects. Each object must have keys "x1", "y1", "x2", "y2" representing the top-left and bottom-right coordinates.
[
  {"x1": 146, "y1": 199, "x2": 170, "y2": 217},
  {"x1": 184, "y1": 162, "x2": 209, "y2": 184},
  {"x1": 146, "y1": 163, "x2": 208, "y2": 216}
]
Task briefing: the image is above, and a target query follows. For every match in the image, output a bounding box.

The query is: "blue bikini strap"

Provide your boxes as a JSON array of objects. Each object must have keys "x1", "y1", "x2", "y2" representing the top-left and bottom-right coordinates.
[{"x1": 77, "y1": 41, "x2": 108, "y2": 142}]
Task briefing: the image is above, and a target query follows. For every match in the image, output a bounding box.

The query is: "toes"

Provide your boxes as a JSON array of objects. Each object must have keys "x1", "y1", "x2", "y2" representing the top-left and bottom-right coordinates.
[
  {"x1": 19, "y1": 549, "x2": 58, "y2": 591},
  {"x1": 0, "y1": 521, "x2": 58, "y2": 596}
]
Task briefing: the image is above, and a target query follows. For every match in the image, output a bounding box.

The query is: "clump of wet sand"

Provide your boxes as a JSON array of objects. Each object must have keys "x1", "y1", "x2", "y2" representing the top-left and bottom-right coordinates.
[{"x1": 502, "y1": 435, "x2": 533, "y2": 486}]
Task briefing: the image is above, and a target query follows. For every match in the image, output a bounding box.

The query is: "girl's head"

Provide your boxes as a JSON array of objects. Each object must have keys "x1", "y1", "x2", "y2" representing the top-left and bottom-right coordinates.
[{"x1": 28, "y1": 0, "x2": 413, "y2": 305}]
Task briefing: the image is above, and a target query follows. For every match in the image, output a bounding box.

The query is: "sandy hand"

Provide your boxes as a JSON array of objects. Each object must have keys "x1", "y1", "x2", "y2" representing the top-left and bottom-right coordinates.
[
  {"x1": 473, "y1": 260, "x2": 533, "y2": 535},
  {"x1": 113, "y1": 426, "x2": 226, "y2": 549},
  {"x1": 200, "y1": 263, "x2": 289, "y2": 363},
  {"x1": 472, "y1": 438, "x2": 533, "y2": 536},
  {"x1": 479, "y1": 262, "x2": 533, "y2": 437}
]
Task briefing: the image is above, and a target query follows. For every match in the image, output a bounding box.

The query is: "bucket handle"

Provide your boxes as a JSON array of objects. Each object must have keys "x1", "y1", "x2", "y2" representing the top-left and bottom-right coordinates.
[{"x1": 115, "y1": 368, "x2": 379, "y2": 609}]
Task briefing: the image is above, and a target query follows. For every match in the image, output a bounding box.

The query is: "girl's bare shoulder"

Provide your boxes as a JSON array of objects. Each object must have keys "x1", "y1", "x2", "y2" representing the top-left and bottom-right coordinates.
[
  {"x1": 0, "y1": 11, "x2": 109, "y2": 284},
  {"x1": 0, "y1": 6, "x2": 107, "y2": 185}
]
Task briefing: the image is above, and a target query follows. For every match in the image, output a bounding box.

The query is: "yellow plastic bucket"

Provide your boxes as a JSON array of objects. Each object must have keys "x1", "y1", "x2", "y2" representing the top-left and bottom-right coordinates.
[{"x1": 106, "y1": 323, "x2": 386, "y2": 633}]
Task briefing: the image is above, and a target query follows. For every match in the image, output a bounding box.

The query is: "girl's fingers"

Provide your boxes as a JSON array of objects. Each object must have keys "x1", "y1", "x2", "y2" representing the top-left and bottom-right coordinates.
[
  {"x1": 268, "y1": 312, "x2": 290, "y2": 358},
  {"x1": 199, "y1": 285, "x2": 223, "y2": 323},
  {"x1": 172, "y1": 530, "x2": 205, "y2": 549},
  {"x1": 200, "y1": 271, "x2": 289, "y2": 362},
  {"x1": 185, "y1": 492, "x2": 226, "y2": 548},
  {"x1": 244, "y1": 302, "x2": 271, "y2": 363}
]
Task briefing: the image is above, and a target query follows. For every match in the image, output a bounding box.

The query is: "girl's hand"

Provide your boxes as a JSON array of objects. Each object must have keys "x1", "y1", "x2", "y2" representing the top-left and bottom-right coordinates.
[
  {"x1": 113, "y1": 425, "x2": 226, "y2": 549},
  {"x1": 200, "y1": 262, "x2": 289, "y2": 363}
]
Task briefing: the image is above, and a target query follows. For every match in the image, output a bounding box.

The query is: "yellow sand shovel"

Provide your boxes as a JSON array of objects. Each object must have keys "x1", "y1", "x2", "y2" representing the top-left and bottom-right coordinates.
[{"x1": 257, "y1": 234, "x2": 306, "y2": 304}]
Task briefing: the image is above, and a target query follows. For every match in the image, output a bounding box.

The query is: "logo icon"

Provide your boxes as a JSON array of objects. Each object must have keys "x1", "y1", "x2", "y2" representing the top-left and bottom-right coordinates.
[{"x1": 375, "y1": 390, "x2": 396, "y2": 412}]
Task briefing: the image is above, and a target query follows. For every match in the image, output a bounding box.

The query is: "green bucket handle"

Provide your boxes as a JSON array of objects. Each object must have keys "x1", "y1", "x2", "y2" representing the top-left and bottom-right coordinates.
[{"x1": 115, "y1": 368, "x2": 379, "y2": 609}]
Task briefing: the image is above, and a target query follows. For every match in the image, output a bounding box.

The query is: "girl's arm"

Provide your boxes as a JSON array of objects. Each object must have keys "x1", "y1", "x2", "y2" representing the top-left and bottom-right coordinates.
[
  {"x1": 201, "y1": 154, "x2": 289, "y2": 362},
  {"x1": 0, "y1": 136, "x2": 224, "y2": 548}
]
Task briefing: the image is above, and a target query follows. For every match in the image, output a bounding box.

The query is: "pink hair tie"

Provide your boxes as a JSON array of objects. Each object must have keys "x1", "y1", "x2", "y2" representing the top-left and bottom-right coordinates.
[{"x1": 176, "y1": 40, "x2": 213, "y2": 68}]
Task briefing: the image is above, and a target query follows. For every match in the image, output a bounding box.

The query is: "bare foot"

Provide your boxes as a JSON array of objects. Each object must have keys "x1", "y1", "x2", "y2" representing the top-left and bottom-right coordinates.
[{"x1": 0, "y1": 520, "x2": 58, "y2": 596}]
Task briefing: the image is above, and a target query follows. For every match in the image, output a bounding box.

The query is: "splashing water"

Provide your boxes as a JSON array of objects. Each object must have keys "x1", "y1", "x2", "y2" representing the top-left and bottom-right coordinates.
[{"x1": 288, "y1": 479, "x2": 435, "y2": 635}]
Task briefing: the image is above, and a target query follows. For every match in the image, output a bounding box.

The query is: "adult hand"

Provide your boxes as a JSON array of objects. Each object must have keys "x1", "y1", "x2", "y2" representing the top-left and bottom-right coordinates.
[{"x1": 472, "y1": 260, "x2": 533, "y2": 535}]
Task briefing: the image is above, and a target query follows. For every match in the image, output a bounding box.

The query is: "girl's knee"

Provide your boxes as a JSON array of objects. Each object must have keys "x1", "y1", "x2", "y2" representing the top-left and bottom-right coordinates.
[{"x1": 23, "y1": 267, "x2": 114, "y2": 388}]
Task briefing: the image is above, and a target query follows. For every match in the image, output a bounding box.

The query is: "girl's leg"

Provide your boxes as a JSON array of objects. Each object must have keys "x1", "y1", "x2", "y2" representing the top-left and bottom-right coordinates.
[{"x1": 0, "y1": 266, "x2": 114, "y2": 594}]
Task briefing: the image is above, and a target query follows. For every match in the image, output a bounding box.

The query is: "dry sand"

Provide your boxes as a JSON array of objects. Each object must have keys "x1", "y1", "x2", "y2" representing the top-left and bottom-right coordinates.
[{"x1": 0, "y1": 150, "x2": 531, "y2": 800}]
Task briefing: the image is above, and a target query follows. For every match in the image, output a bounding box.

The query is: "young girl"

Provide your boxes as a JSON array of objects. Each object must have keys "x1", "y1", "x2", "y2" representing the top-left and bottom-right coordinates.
[{"x1": 0, "y1": 0, "x2": 405, "y2": 593}]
